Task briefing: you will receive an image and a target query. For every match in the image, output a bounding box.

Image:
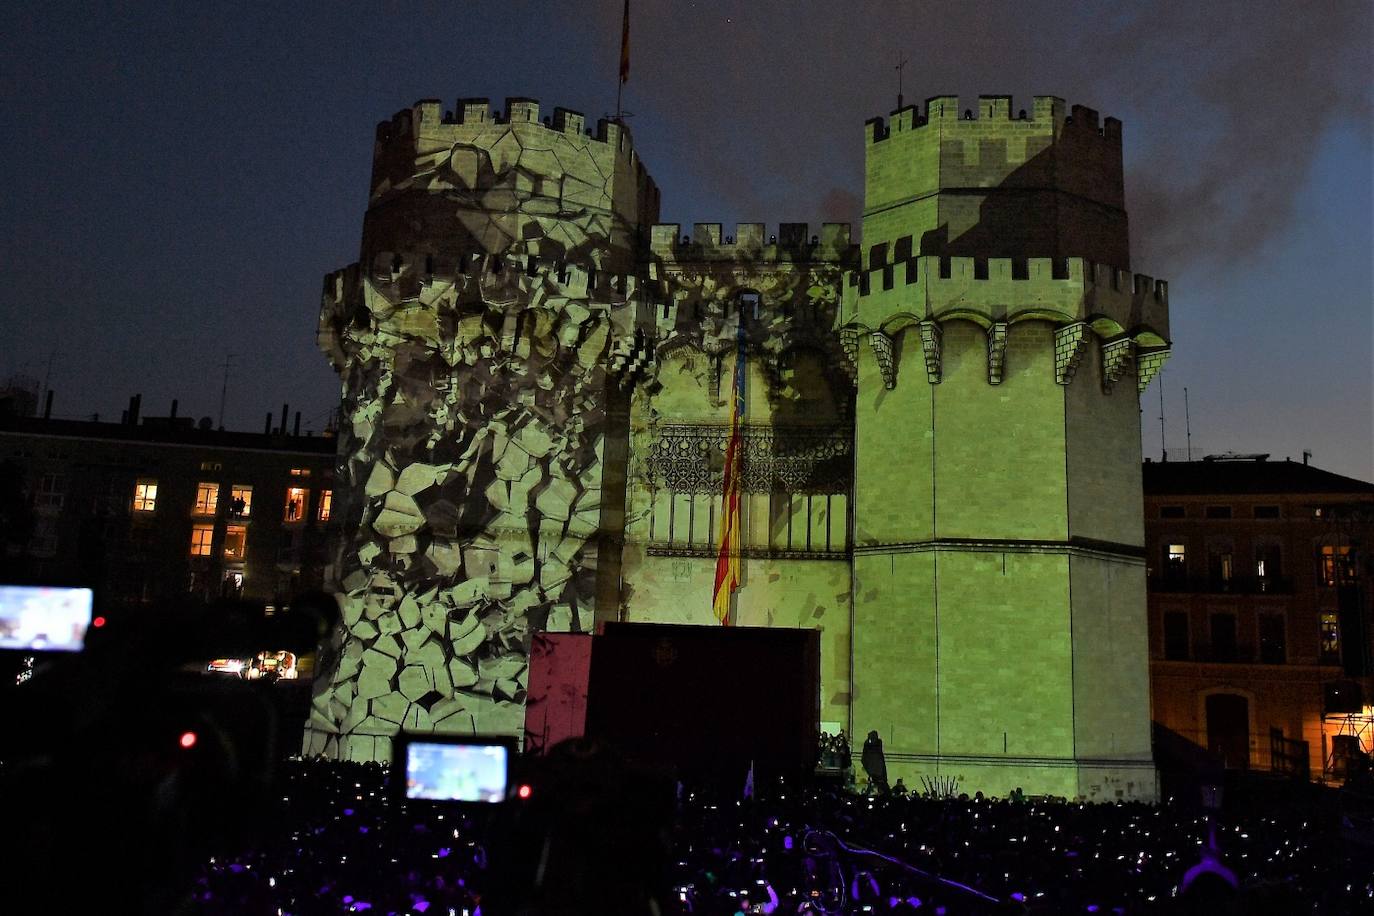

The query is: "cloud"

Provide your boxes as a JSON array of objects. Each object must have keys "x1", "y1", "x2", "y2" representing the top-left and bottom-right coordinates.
[{"x1": 603, "y1": 0, "x2": 1371, "y2": 272}]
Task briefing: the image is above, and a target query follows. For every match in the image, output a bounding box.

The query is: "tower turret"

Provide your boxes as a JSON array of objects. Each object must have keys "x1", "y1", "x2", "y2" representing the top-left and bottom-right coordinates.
[
  {"x1": 863, "y1": 94, "x2": 1128, "y2": 268},
  {"x1": 844, "y1": 94, "x2": 1169, "y2": 801},
  {"x1": 307, "y1": 97, "x2": 658, "y2": 761}
]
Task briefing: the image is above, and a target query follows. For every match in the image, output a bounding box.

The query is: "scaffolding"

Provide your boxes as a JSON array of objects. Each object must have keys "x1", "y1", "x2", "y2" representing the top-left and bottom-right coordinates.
[{"x1": 1324, "y1": 707, "x2": 1374, "y2": 781}]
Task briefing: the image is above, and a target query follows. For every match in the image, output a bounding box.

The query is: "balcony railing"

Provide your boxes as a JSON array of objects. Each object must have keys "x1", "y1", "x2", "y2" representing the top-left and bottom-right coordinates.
[{"x1": 1148, "y1": 575, "x2": 1293, "y2": 595}]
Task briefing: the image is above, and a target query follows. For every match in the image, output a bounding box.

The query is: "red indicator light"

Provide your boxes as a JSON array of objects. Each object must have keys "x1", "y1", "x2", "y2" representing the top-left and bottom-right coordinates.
[
  {"x1": 92, "y1": 616, "x2": 106, "y2": 628},
  {"x1": 517, "y1": 784, "x2": 532, "y2": 799},
  {"x1": 179, "y1": 731, "x2": 198, "y2": 749}
]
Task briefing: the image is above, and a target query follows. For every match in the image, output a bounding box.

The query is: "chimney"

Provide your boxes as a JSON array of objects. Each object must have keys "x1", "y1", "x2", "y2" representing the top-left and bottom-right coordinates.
[
  {"x1": 42, "y1": 390, "x2": 53, "y2": 420},
  {"x1": 170, "y1": 398, "x2": 178, "y2": 419},
  {"x1": 1303, "y1": 449, "x2": 1312, "y2": 466},
  {"x1": 132, "y1": 393, "x2": 142, "y2": 426},
  {"x1": 280, "y1": 402, "x2": 289, "y2": 434},
  {"x1": 293, "y1": 411, "x2": 301, "y2": 437},
  {"x1": 264, "y1": 412, "x2": 273, "y2": 435}
]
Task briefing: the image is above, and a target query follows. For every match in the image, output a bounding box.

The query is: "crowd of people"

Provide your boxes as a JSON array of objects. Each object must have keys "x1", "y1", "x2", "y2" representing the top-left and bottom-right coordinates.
[{"x1": 190, "y1": 752, "x2": 1374, "y2": 915}]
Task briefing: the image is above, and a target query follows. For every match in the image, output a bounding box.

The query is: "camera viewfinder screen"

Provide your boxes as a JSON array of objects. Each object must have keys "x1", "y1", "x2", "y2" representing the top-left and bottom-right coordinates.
[
  {"x1": 0, "y1": 585, "x2": 94, "y2": 652},
  {"x1": 405, "y1": 742, "x2": 509, "y2": 802}
]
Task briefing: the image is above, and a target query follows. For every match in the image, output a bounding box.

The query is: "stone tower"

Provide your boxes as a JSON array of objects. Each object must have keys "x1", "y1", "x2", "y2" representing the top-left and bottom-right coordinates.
[
  {"x1": 841, "y1": 95, "x2": 1169, "y2": 800},
  {"x1": 306, "y1": 97, "x2": 658, "y2": 761}
]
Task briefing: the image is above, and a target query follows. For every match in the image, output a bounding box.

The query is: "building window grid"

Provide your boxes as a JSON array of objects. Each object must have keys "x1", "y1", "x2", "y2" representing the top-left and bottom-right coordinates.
[
  {"x1": 194, "y1": 482, "x2": 219, "y2": 515},
  {"x1": 37, "y1": 473, "x2": 66, "y2": 509},
  {"x1": 1163, "y1": 611, "x2": 1190, "y2": 661},
  {"x1": 223, "y1": 524, "x2": 247, "y2": 561},
  {"x1": 1165, "y1": 543, "x2": 1187, "y2": 580},
  {"x1": 133, "y1": 479, "x2": 158, "y2": 513},
  {"x1": 1318, "y1": 545, "x2": 1356, "y2": 587},
  {"x1": 318, "y1": 489, "x2": 333, "y2": 522},
  {"x1": 190, "y1": 524, "x2": 214, "y2": 557},
  {"x1": 1319, "y1": 612, "x2": 1341, "y2": 664},
  {"x1": 228, "y1": 485, "x2": 253, "y2": 518},
  {"x1": 1258, "y1": 613, "x2": 1287, "y2": 665},
  {"x1": 284, "y1": 486, "x2": 308, "y2": 522}
]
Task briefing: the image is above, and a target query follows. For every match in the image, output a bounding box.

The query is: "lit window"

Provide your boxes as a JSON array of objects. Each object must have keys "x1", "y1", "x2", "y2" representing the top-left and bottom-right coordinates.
[
  {"x1": 289, "y1": 467, "x2": 311, "y2": 477},
  {"x1": 1320, "y1": 612, "x2": 1341, "y2": 664},
  {"x1": 194, "y1": 482, "x2": 219, "y2": 515},
  {"x1": 318, "y1": 490, "x2": 333, "y2": 522},
  {"x1": 228, "y1": 485, "x2": 252, "y2": 518},
  {"x1": 1255, "y1": 544, "x2": 1282, "y2": 580},
  {"x1": 223, "y1": 524, "x2": 247, "y2": 561},
  {"x1": 283, "y1": 487, "x2": 308, "y2": 522},
  {"x1": 1319, "y1": 545, "x2": 1355, "y2": 587},
  {"x1": 1165, "y1": 543, "x2": 1187, "y2": 579},
  {"x1": 133, "y1": 479, "x2": 158, "y2": 512},
  {"x1": 190, "y1": 524, "x2": 214, "y2": 557}
]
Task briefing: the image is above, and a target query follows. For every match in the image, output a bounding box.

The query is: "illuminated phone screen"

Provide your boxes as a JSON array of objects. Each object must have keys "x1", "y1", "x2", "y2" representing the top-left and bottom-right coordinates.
[
  {"x1": 404, "y1": 741, "x2": 509, "y2": 802},
  {"x1": 0, "y1": 585, "x2": 94, "y2": 652}
]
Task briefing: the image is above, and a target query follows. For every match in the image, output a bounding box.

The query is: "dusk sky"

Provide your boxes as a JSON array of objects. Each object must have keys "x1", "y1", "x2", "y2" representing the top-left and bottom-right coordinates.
[{"x1": 3, "y1": 1, "x2": 1370, "y2": 480}]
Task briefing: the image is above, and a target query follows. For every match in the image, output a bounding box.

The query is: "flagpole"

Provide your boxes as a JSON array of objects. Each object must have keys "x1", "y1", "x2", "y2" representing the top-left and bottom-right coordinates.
[{"x1": 616, "y1": 0, "x2": 629, "y2": 122}]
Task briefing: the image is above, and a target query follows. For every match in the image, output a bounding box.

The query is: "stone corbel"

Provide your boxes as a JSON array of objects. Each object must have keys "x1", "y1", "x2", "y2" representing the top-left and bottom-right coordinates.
[
  {"x1": 608, "y1": 328, "x2": 656, "y2": 390},
  {"x1": 1054, "y1": 322, "x2": 1089, "y2": 385},
  {"x1": 838, "y1": 326, "x2": 862, "y2": 381},
  {"x1": 987, "y1": 321, "x2": 1008, "y2": 385},
  {"x1": 1100, "y1": 337, "x2": 1135, "y2": 393},
  {"x1": 870, "y1": 330, "x2": 897, "y2": 389},
  {"x1": 918, "y1": 320, "x2": 942, "y2": 384},
  {"x1": 1136, "y1": 346, "x2": 1171, "y2": 393}
]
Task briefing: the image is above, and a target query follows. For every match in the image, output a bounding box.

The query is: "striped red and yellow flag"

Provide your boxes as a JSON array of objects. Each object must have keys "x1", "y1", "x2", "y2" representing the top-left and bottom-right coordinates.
[{"x1": 712, "y1": 320, "x2": 747, "y2": 624}]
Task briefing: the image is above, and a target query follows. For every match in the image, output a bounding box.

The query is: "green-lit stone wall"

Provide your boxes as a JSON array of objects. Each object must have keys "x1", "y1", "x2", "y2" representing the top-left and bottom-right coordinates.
[
  {"x1": 845, "y1": 96, "x2": 1167, "y2": 801},
  {"x1": 312, "y1": 92, "x2": 1169, "y2": 797}
]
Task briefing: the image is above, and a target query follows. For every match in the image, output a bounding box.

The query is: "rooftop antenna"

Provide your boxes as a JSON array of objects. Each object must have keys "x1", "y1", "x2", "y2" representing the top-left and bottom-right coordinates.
[
  {"x1": 895, "y1": 54, "x2": 909, "y2": 110},
  {"x1": 1159, "y1": 382, "x2": 1167, "y2": 462},
  {"x1": 1184, "y1": 386, "x2": 1193, "y2": 461},
  {"x1": 218, "y1": 353, "x2": 237, "y2": 430},
  {"x1": 38, "y1": 346, "x2": 58, "y2": 413}
]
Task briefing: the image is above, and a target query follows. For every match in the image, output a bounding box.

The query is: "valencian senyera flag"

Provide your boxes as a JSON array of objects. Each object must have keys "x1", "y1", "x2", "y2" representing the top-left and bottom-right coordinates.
[
  {"x1": 712, "y1": 317, "x2": 747, "y2": 624},
  {"x1": 619, "y1": 0, "x2": 630, "y2": 85}
]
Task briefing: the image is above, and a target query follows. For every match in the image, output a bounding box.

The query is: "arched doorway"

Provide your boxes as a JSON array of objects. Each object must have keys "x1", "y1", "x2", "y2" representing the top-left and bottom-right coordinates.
[{"x1": 1205, "y1": 693, "x2": 1250, "y2": 768}]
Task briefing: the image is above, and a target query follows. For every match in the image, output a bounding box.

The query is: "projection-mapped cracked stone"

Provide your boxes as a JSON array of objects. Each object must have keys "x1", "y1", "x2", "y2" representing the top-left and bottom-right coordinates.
[{"x1": 305, "y1": 99, "x2": 655, "y2": 761}]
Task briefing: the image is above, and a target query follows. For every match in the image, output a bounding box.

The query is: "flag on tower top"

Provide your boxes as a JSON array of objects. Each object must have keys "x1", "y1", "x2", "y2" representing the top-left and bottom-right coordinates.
[{"x1": 712, "y1": 318, "x2": 747, "y2": 624}]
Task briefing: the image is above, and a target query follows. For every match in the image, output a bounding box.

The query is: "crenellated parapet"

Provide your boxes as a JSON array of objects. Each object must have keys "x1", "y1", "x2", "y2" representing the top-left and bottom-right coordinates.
[
  {"x1": 366, "y1": 96, "x2": 660, "y2": 261},
  {"x1": 862, "y1": 94, "x2": 1129, "y2": 269},
  {"x1": 647, "y1": 222, "x2": 854, "y2": 264},
  {"x1": 866, "y1": 94, "x2": 1121, "y2": 146},
  {"x1": 838, "y1": 255, "x2": 1170, "y2": 392},
  {"x1": 627, "y1": 222, "x2": 858, "y2": 410}
]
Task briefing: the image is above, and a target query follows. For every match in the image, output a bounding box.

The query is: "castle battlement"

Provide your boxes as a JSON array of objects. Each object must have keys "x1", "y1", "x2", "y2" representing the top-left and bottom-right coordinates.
[
  {"x1": 841, "y1": 255, "x2": 1169, "y2": 340},
  {"x1": 348, "y1": 250, "x2": 646, "y2": 301},
  {"x1": 867, "y1": 95, "x2": 1121, "y2": 144},
  {"x1": 373, "y1": 96, "x2": 638, "y2": 156},
  {"x1": 648, "y1": 223, "x2": 854, "y2": 263}
]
